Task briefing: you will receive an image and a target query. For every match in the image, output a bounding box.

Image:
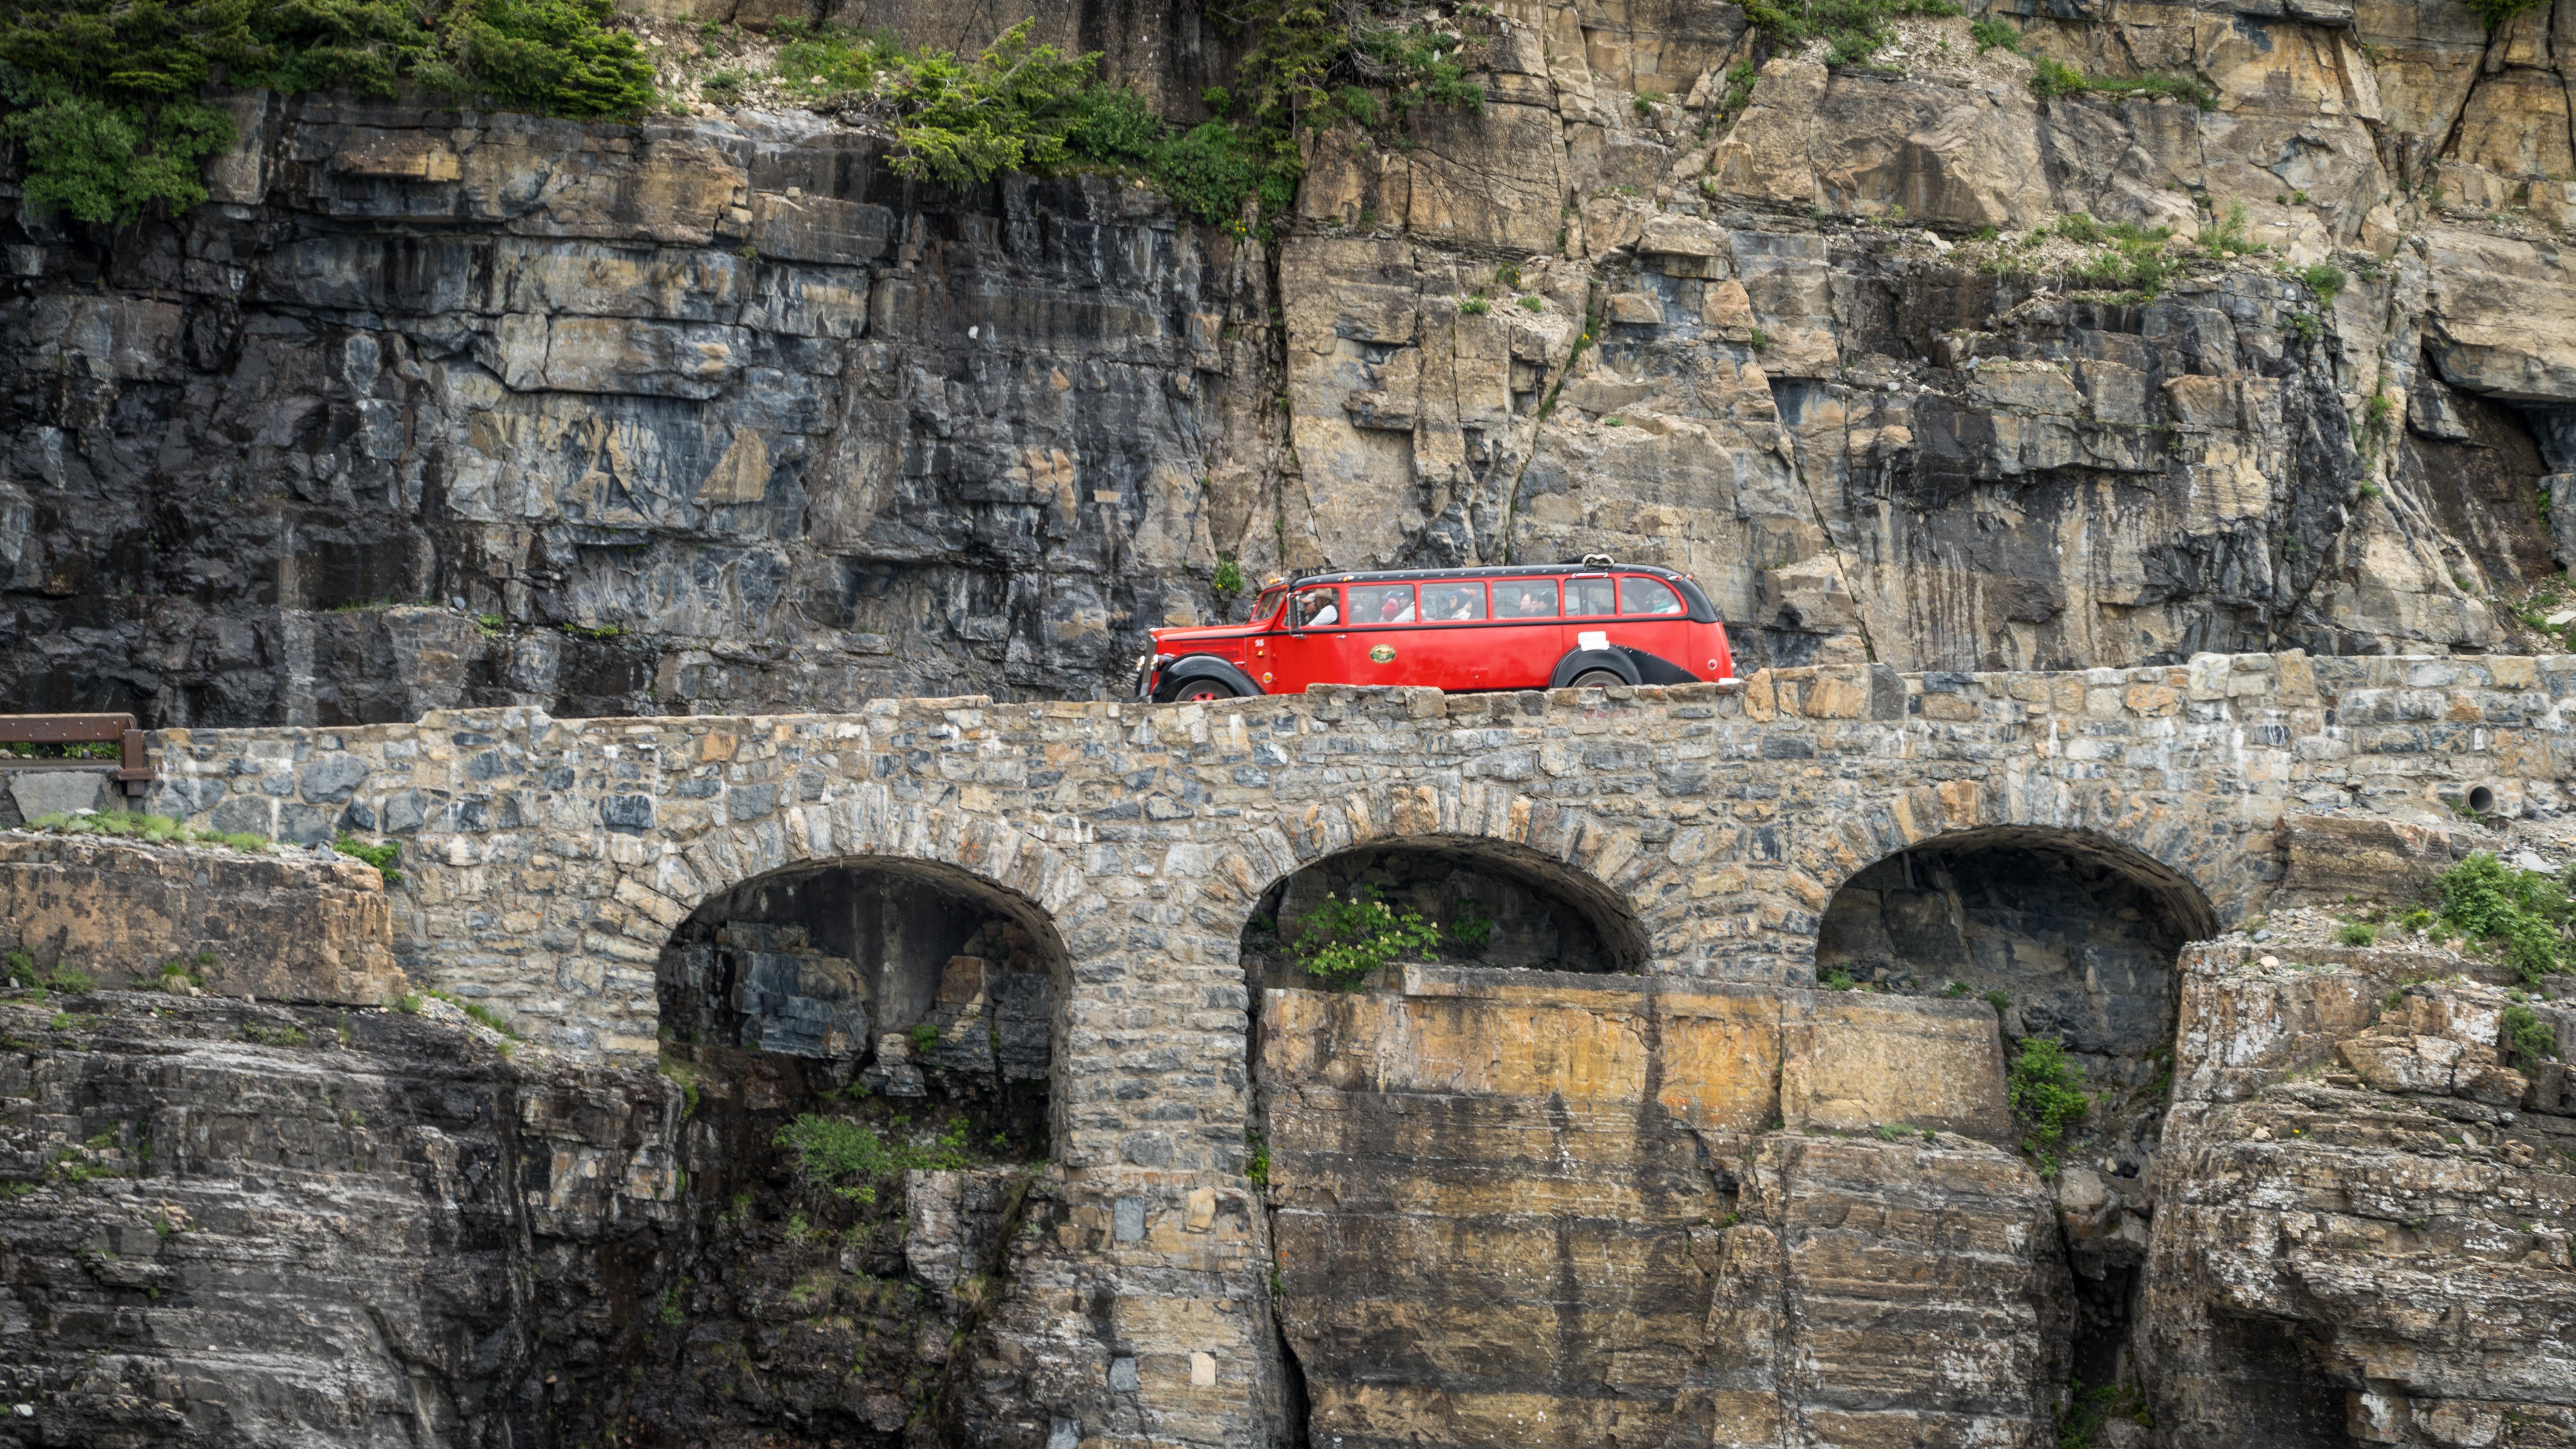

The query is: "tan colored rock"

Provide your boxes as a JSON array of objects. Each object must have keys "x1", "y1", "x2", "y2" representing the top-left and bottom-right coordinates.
[
  {"x1": 0, "y1": 833, "x2": 404, "y2": 1004},
  {"x1": 2422, "y1": 225, "x2": 2576, "y2": 401}
]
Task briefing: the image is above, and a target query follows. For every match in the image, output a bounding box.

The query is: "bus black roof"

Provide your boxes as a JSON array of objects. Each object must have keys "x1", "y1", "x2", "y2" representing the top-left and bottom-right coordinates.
[{"x1": 1279, "y1": 561, "x2": 1697, "y2": 589}]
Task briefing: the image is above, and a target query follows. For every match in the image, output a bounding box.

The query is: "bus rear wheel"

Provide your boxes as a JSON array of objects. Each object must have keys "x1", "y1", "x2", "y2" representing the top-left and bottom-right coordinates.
[
  {"x1": 1568, "y1": 669, "x2": 1628, "y2": 690},
  {"x1": 1164, "y1": 677, "x2": 1243, "y2": 703}
]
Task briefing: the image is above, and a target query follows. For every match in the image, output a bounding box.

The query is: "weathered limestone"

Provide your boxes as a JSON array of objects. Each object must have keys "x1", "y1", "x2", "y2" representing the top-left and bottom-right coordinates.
[
  {"x1": 0, "y1": 833, "x2": 405, "y2": 1003},
  {"x1": 1260, "y1": 965, "x2": 2021, "y2": 1447},
  {"x1": 10, "y1": 0, "x2": 2576, "y2": 720},
  {"x1": 2145, "y1": 942, "x2": 2576, "y2": 1447}
]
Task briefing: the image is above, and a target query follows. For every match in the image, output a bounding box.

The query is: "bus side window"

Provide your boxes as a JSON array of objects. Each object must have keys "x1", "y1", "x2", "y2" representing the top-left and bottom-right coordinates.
[
  {"x1": 1348, "y1": 584, "x2": 1417, "y2": 624},
  {"x1": 1294, "y1": 588, "x2": 1341, "y2": 628},
  {"x1": 1567, "y1": 577, "x2": 1616, "y2": 617},
  {"x1": 1619, "y1": 577, "x2": 1685, "y2": 615},
  {"x1": 1495, "y1": 580, "x2": 1559, "y2": 618}
]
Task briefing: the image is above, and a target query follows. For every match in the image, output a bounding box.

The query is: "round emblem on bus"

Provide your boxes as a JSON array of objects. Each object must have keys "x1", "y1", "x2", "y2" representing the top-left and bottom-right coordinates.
[{"x1": 1368, "y1": 644, "x2": 1396, "y2": 663}]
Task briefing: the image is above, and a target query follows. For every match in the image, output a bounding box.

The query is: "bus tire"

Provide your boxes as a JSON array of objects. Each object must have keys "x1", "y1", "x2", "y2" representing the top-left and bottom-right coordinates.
[
  {"x1": 1569, "y1": 670, "x2": 1627, "y2": 690},
  {"x1": 1162, "y1": 676, "x2": 1243, "y2": 703}
]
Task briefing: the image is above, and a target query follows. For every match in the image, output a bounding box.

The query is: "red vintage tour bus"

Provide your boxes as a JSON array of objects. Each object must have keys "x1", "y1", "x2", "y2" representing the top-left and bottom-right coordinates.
[{"x1": 1138, "y1": 556, "x2": 1736, "y2": 702}]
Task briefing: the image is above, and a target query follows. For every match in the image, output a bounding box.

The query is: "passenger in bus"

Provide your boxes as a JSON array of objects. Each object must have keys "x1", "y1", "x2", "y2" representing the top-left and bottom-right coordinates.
[
  {"x1": 1500, "y1": 584, "x2": 1556, "y2": 618},
  {"x1": 1377, "y1": 594, "x2": 1414, "y2": 623},
  {"x1": 1424, "y1": 584, "x2": 1482, "y2": 621},
  {"x1": 1297, "y1": 590, "x2": 1338, "y2": 627}
]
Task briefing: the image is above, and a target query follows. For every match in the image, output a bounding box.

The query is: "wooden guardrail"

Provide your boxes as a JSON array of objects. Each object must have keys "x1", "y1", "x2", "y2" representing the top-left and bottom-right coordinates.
[{"x1": 0, "y1": 714, "x2": 153, "y2": 799}]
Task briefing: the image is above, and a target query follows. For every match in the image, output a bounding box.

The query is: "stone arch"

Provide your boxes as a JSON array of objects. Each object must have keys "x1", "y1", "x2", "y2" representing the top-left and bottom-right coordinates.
[
  {"x1": 625, "y1": 825, "x2": 1087, "y2": 1444},
  {"x1": 600, "y1": 794, "x2": 1094, "y2": 1120},
  {"x1": 1814, "y1": 819, "x2": 2218, "y2": 1396},
  {"x1": 1792, "y1": 780, "x2": 2240, "y2": 957},
  {"x1": 1225, "y1": 782, "x2": 1659, "y2": 976},
  {"x1": 1241, "y1": 832, "x2": 1653, "y2": 981}
]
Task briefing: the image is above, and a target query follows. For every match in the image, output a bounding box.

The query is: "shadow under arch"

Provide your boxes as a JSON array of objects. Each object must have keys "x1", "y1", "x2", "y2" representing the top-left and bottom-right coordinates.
[
  {"x1": 1817, "y1": 823, "x2": 2215, "y2": 1054},
  {"x1": 658, "y1": 854, "x2": 1072, "y2": 1129},
  {"x1": 1243, "y1": 831, "x2": 1653, "y2": 984},
  {"x1": 617, "y1": 853, "x2": 1076, "y2": 1444},
  {"x1": 1817, "y1": 822, "x2": 2217, "y2": 1402}
]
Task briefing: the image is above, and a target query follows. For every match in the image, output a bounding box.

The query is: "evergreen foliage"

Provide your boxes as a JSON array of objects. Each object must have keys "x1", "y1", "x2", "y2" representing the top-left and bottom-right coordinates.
[{"x1": 0, "y1": 0, "x2": 654, "y2": 223}]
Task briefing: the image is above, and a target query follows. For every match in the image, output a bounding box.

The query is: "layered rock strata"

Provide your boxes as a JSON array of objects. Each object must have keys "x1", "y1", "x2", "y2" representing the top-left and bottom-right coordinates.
[{"x1": 5, "y1": 0, "x2": 2576, "y2": 722}]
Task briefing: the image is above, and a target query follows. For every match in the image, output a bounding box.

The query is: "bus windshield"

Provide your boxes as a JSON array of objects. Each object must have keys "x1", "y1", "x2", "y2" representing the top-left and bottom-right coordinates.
[{"x1": 1249, "y1": 585, "x2": 1286, "y2": 624}]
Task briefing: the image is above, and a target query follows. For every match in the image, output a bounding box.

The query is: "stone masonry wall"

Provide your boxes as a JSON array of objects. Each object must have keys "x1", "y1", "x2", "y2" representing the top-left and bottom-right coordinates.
[{"x1": 130, "y1": 650, "x2": 2576, "y2": 1158}]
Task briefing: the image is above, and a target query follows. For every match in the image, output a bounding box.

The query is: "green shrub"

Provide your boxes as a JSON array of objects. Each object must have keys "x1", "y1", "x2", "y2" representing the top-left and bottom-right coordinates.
[
  {"x1": 1968, "y1": 16, "x2": 2020, "y2": 52},
  {"x1": 434, "y1": 0, "x2": 654, "y2": 116},
  {"x1": 2054, "y1": 211, "x2": 2104, "y2": 244},
  {"x1": 1444, "y1": 897, "x2": 1494, "y2": 951},
  {"x1": 2204, "y1": 201, "x2": 2266, "y2": 256},
  {"x1": 907, "y1": 1019, "x2": 941, "y2": 1053},
  {"x1": 2431, "y1": 852, "x2": 2575, "y2": 984},
  {"x1": 1984, "y1": 987, "x2": 2012, "y2": 1015},
  {"x1": 1820, "y1": 968, "x2": 1857, "y2": 990},
  {"x1": 2502, "y1": 1003, "x2": 2556, "y2": 1068},
  {"x1": 2465, "y1": 0, "x2": 2549, "y2": 30},
  {"x1": 0, "y1": 0, "x2": 654, "y2": 224},
  {"x1": 333, "y1": 834, "x2": 401, "y2": 884},
  {"x1": 1288, "y1": 886, "x2": 1441, "y2": 986},
  {"x1": 1742, "y1": 0, "x2": 1961, "y2": 69},
  {"x1": 1148, "y1": 120, "x2": 1287, "y2": 224},
  {"x1": 2007, "y1": 1035, "x2": 2089, "y2": 1169},
  {"x1": 2286, "y1": 310, "x2": 2323, "y2": 343},
  {"x1": 2029, "y1": 55, "x2": 2215, "y2": 109},
  {"x1": 1458, "y1": 295, "x2": 1490, "y2": 315},
  {"x1": 773, "y1": 1112, "x2": 973, "y2": 1204},
  {"x1": 2299, "y1": 261, "x2": 2347, "y2": 305},
  {"x1": 2336, "y1": 922, "x2": 2378, "y2": 947},
  {"x1": 1064, "y1": 82, "x2": 1162, "y2": 162}
]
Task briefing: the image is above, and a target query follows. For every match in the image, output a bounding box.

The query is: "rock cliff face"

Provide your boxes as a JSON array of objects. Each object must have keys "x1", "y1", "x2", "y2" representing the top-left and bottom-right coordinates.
[{"x1": 5, "y1": 0, "x2": 2575, "y2": 722}]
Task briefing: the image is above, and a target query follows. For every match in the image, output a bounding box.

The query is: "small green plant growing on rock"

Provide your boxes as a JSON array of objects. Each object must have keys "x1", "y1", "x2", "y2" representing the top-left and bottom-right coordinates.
[
  {"x1": 775, "y1": 1112, "x2": 974, "y2": 1204},
  {"x1": 1820, "y1": 968, "x2": 1857, "y2": 991},
  {"x1": 2007, "y1": 1035, "x2": 2089, "y2": 1173},
  {"x1": 333, "y1": 835, "x2": 401, "y2": 885},
  {"x1": 2028, "y1": 56, "x2": 2216, "y2": 109},
  {"x1": 2430, "y1": 852, "x2": 2576, "y2": 984},
  {"x1": 1444, "y1": 897, "x2": 1494, "y2": 953},
  {"x1": 2298, "y1": 261, "x2": 2347, "y2": 305},
  {"x1": 1741, "y1": 0, "x2": 1961, "y2": 70},
  {"x1": 1288, "y1": 887, "x2": 1440, "y2": 987},
  {"x1": 2337, "y1": 922, "x2": 2378, "y2": 947},
  {"x1": 1984, "y1": 988, "x2": 2013, "y2": 1016},
  {"x1": 907, "y1": 1020, "x2": 942, "y2": 1054},
  {"x1": 1212, "y1": 555, "x2": 1245, "y2": 596},
  {"x1": 1969, "y1": 17, "x2": 2020, "y2": 52},
  {"x1": 2502, "y1": 1004, "x2": 2557, "y2": 1069}
]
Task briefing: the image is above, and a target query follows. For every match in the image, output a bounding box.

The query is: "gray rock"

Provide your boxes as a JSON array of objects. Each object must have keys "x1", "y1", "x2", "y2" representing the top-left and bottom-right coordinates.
[{"x1": 6, "y1": 771, "x2": 104, "y2": 821}]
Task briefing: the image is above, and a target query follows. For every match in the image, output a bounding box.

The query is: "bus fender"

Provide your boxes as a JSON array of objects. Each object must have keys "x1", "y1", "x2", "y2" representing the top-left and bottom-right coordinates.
[
  {"x1": 1547, "y1": 650, "x2": 1642, "y2": 688},
  {"x1": 1159, "y1": 655, "x2": 1266, "y2": 698}
]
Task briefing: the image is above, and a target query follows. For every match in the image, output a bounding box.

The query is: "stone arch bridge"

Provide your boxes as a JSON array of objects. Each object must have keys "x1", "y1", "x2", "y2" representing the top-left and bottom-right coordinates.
[{"x1": 129, "y1": 649, "x2": 2575, "y2": 1448}]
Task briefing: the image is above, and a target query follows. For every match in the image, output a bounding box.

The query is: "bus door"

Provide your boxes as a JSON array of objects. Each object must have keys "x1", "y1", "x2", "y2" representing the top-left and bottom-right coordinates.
[
  {"x1": 1408, "y1": 580, "x2": 1494, "y2": 688},
  {"x1": 1269, "y1": 585, "x2": 1346, "y2": 693},
  {"x1": 1562, "y1": 573, "x2": 1618, "y2": 661},
  {"x1": 1344, "y1": 582, "x2": 1419, "y2": 683},
  {"x1": 1489, "y1": 577, "x2": 1563, "y2": 689}
]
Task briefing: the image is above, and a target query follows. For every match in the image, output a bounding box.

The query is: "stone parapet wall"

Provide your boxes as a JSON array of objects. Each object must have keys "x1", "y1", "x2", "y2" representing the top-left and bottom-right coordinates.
[{"x1": 122, "y1": 651, "x2": 2573, "y2": 1175}]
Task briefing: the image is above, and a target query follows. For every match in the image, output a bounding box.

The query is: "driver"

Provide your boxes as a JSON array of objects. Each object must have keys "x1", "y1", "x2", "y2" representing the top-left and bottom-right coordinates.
[{"x1": 1298, "y1": 591, "x2": 1339, "y2": 627}]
